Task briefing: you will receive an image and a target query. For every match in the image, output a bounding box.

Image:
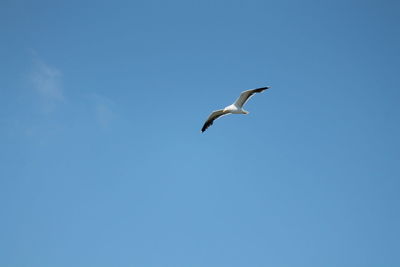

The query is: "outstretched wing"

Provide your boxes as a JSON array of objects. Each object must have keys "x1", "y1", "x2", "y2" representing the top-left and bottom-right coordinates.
[
  {"x1": 201, "y1": 109, "x2": 230, "y2": 132},
  {"x1": 234, "y1": 86, "x2": 271, "y2": 108}
]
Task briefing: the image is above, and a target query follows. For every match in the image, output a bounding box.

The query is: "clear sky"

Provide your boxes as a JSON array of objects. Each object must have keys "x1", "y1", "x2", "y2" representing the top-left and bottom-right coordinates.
[{"x1": 1, "y1": 0, "x2": 399, "y2": 266}]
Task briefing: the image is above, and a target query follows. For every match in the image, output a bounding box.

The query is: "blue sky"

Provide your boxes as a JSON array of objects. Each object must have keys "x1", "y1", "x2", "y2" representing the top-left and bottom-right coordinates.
[{"x1": 1, "y1": 0, "x2": 400, "y2": 266}]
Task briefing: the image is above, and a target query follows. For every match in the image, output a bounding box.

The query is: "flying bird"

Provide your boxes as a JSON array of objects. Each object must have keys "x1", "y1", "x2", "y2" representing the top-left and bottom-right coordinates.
[{"x1": 201, "y1": 86, "x2": 271, "y2": 132}]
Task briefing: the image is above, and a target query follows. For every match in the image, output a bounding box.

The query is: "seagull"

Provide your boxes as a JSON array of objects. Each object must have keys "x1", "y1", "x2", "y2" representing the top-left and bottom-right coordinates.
[{"x1": 201, "y1": 86, "x2": 271, "y2": 132}]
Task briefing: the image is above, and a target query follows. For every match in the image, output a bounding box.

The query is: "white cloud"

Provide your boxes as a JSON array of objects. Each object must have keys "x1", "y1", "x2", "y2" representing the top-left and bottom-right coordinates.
[
  {"x1": 30, "y1": 57, "x2": 64, "y2": 111},
  {"x1": 91, "y1": 94, "x2": 115, "y2": 128}
]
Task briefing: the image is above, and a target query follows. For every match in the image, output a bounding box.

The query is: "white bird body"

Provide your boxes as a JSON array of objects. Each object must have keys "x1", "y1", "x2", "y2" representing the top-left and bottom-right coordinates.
[
  {"x1": 201, "y1": 86, "x2": 271, "y2": 132},
  {"x1": 223, "y1": 104, "x2": 248, "y2": 114}
]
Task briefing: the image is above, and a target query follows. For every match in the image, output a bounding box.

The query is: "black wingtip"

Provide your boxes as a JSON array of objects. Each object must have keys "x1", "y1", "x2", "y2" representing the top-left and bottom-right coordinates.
[
  {"x1": 252, "y1": 86, "x2": 271, "y2": 93},
  {"x1": 201, "y1": 120, "x2": 213, "y2": 133}
]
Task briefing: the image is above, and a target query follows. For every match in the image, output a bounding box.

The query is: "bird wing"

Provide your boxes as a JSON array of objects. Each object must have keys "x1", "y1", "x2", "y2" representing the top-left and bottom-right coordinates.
[
  {"x1": 234, "y1": 87, "x2": 270, "y2": 108},
  {"x1": 201, "y1": 109, "x2": 230, "y2": 132}
]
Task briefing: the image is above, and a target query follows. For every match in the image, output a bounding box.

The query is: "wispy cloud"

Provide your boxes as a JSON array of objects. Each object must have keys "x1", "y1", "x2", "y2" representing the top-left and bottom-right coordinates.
[
  {"x1": 91, "y1": 94, "x2": 115, "y2": 128},
  {"x1": 27, "y1": 54, "x2": 116, "y2": 130},
  {"x1": 29, "y1": 57, "x2": 64, "y2": 111}
]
